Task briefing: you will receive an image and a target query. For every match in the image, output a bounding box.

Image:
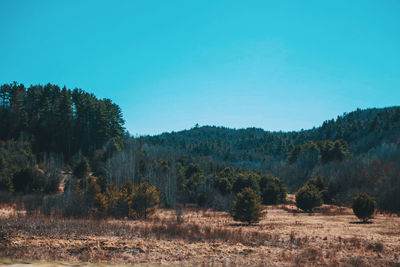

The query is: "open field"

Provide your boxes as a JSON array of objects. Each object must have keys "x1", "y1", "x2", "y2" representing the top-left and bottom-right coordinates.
[{"x1": 1, "y1": 200, "x2": 399, "y2": 267}]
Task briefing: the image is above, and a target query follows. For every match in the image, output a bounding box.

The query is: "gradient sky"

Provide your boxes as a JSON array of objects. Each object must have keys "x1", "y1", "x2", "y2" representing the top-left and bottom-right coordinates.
[{"x1": 1, "y1": 1, "x2": 399, "y2": 135}]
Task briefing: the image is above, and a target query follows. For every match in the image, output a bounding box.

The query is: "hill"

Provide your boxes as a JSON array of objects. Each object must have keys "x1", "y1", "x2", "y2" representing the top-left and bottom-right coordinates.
[{"x1": 144, "y1": 106, "x2": 400, "y2": 169}]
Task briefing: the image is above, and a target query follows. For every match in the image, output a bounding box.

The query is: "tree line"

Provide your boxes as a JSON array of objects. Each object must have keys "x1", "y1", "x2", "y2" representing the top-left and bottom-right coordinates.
[{"x1": 0, "y1": 82, "x2": 125, "y2": 160}]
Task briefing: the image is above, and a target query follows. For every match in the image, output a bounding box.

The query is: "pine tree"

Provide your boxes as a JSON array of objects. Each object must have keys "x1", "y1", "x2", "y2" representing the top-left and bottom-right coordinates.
[
  {"x1": 352, "y1": 192, "x2": 376, "y2": 222},
  {"x1": 231, "y1": 187, "x2": 263, "y2": 224}
]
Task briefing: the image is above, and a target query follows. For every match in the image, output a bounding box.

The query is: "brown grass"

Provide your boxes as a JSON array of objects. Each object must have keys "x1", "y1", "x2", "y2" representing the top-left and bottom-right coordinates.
[{"x1": 1, "y1": 200, "x2": 399, "y2": 266}]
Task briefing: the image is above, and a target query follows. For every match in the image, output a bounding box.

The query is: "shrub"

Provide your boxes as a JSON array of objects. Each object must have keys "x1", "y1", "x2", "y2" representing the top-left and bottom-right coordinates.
[
  {"x1": 295, "y1": 185, "x2": 323, "y2": 212},
  {"x1": 231, "y1": 187, "x2": 263, "y2": 224},
  {"x1": 305, "y1": 176, "x2": 334, "y2": 204},
  {"x1": 259, "y1": 175, "x2": 287, "y2": 205},
  {"x1": 12, "y1": 167, "x2": 45, "y2": 193},
  {"x1": 130, "y1": 182, "x2": 159, "y2": 219},
  {"x1": 306, "y1": 176, "x2": 326, "y2": 192},
  {"x1": 73, "y1": 157, "x2": 90, "y2": 179},
  {"x1": 352, "y1": 192, "x2": 376, "y2": 222}
]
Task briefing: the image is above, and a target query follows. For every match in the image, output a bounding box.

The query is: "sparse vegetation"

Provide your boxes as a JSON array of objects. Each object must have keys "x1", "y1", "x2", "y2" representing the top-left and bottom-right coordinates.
[{"x1": 0, "y1": 202, "x2": 399, "y2": 266}]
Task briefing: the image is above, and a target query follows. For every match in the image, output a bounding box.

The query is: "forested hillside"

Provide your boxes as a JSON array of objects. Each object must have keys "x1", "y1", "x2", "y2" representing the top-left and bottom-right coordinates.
[
  {"x1": 0, "y1": 82, "x2": 399, "y2": 215},
  {"x1": 144, "y1": 106, "x2": 400, "y2": 168},
  {"x1": 140, "y1": 106, "x2": 400, "y2": 212}
]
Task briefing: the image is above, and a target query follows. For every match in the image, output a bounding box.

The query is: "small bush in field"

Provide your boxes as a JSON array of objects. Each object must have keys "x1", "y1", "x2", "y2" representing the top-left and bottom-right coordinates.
[
  {"x1": 295, "y1": 185, "x2": 323, "y2": 212},
  {"x1": 231, "y1": 187, "x2": 263, "y2": 224},
  {"x1": 130, "y1": 182, "x2": 159, "y2": 219},
  {"x1": 352, "y1": 192, "x2": 376, "y2": 222}
]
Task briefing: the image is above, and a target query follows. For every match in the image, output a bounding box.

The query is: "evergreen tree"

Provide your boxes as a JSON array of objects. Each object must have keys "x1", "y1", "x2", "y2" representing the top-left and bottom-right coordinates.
[
  {"x1": 231, "y1": 187, "x2": 263, "y2": 224},
  {"x1": 352, "y1": 192, "x2": 376, "y2": 222},
  {"x1": 130, "y1": 182, "x2": 159, "y2": 219},
  {"x1": 295, "y1": 185, "x2": 323, "y2": 212}
]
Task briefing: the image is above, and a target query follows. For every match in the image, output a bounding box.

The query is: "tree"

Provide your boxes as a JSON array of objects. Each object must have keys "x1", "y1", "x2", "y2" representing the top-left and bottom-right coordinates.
[
  {"x1": 130, "y1": 182, "x2": 159, "y2": 219},
  {"x1": 259, "y1": 175, "x2": 287, "y2": 205},
  {"x1": 352, "y1": 192, "x2": 376, "y2": 222},
  {"x1": 12, "y1": 167, "x2": 45, "y2": 193},
  {"x1": 305, "y1": 176, "x2": 333, "y2": 204},
  {"x1": 295, "y1": 185, "x2": 323, "y2": 212},
  {"x1": 215, "y1": 177, "x2": 232, "y2": 195},
  {"x1": 231, "y1": 187, "x2": 263, "y2": 224},
  {"x1": 73, "y1": 157, "x2": 90, "y2": 179}
]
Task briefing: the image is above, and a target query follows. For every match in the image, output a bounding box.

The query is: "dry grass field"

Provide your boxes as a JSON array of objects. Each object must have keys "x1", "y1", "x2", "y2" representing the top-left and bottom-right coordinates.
[{"x1": 1, "y1": 198, "x2": 399, "y2": 267}]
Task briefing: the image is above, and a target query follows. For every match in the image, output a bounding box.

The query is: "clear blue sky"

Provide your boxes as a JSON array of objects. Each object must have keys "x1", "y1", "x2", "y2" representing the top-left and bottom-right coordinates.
[{"x1": 1, "y1": 0, "x2": 399, "y2": 135}]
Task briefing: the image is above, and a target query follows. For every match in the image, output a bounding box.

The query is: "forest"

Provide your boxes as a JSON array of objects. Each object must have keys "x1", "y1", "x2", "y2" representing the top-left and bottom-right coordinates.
[{"x1": 0, "y1": 82, "x2": 399, "y2": 218}]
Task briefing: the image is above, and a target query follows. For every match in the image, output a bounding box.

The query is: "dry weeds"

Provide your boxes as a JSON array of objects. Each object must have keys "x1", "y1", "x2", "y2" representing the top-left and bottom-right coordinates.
[{"x1": 0, "y1": 201, "x2": 399, "y2": 267}]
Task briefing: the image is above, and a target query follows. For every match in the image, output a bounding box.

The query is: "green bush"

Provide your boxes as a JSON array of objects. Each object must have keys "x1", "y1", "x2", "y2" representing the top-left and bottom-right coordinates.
[
  {"x1": 130, "y1": 182, "x2": 159, "y2": 219},
  {"x1": 259, "y1": 175, "x2": 287, "y2": 205},
  {"x1": 231, "y1": 187, "x2": 263, "y2": 224},
  {"x1": 352, "y1": 192, "x2": 376, "y2": 222},
  {"x1": 305, "y1": 176, "x2": 333, "y2": 204},
  {"x1": 295, "y1": 185, "x2": 323, "y2": 212}
]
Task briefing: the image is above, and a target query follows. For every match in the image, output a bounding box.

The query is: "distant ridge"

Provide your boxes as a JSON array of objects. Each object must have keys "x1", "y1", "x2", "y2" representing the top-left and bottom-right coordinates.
[{"x1": 144, "y1": 106, "x2": 400, "y2": 168}]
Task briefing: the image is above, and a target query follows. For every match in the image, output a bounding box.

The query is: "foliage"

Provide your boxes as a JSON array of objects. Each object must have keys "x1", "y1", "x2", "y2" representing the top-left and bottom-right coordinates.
[
  {"x1": 130, "y1": 182, "x2": 159, "y2": 219},
  {"x1": 352, "y1": 192, "x2": 376, "y2": 222},
  {"x1": 295, "y1": 185, "x2": 323, "y2": 212},
  {"x1": 288, "y1": 140, "x2": 350, "y2": 165},
  {"x1": 73, "y1": 157, "x2": 90, "y2": 179},
  {"x1": 258, "y1": 175, "x2": 287, "y2": 205},
  {"x1": 231, "y1": 187, "x2": 263, "y2": 224},
  {"x1": 12, "y1": 167, "x2": 44, "y2": 193},
  {"x1": 1, "y1": 82, "x2": 400, "y2": 216},
  {"x1": 305, "y1": 176, "x2": 334, "y2": 204},
  {"x1": 0, "y1": 82, "x2": 125, "y2": 160}
]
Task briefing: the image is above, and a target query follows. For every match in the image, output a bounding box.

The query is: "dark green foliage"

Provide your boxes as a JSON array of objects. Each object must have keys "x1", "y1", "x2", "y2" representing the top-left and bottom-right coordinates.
[
  {"x1": 305, "y1": 176, "x2": 334, "y2": 204},
  {"x1": 259, "y1": 175, "x2": 287, "y2": 205},
  {"x1": 306, "y1": 176, "x2": 326, "y2": 192},
  {"x1": 352, "y1": 192, "x2": 376, "y2": 222},
  {"x1": 73, "y1": 157, "x2": 90, "y2": 179},
  {"x1": 177, "y1": 162, "x2": 205, "y2": 204},
  {"x1": 288, "y1": 140, "x2": 350, "y2": 165},
  {"x1": 213, "y1": 167, "x2": 234, "y2": 195},
  {"x1": 12, "y1": 168, "x2": 44, "y2": 193},
  {"x1": 295, "y1": 185, "x2": 323, "y2": 212},
  {"x1": 232, "y1": 173, "x2": 260, "y2": 194},
  {"x1": 0, "y1": 82, "x2": 125, "y2": 160},
  {"x1": 0, "y1": 139, "x2": 60, "y2": 194},
  {"x1": 231, "y1": 187, "x2": 263, "y2": 224},
  {"x1": 215, "y1": 177, "x2": 232, "y2": 195}
]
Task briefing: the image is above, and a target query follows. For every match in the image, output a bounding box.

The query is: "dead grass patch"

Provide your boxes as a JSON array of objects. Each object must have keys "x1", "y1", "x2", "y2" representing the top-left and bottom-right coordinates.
[{"x1": 0, "y1": 205, "x2": 399, "y2": 266}]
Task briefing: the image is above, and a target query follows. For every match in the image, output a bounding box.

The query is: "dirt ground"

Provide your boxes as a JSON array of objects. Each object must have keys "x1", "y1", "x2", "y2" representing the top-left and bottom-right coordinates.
[{"x1": 1, "y1": 201, "x2": 399, "y2": 267}]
